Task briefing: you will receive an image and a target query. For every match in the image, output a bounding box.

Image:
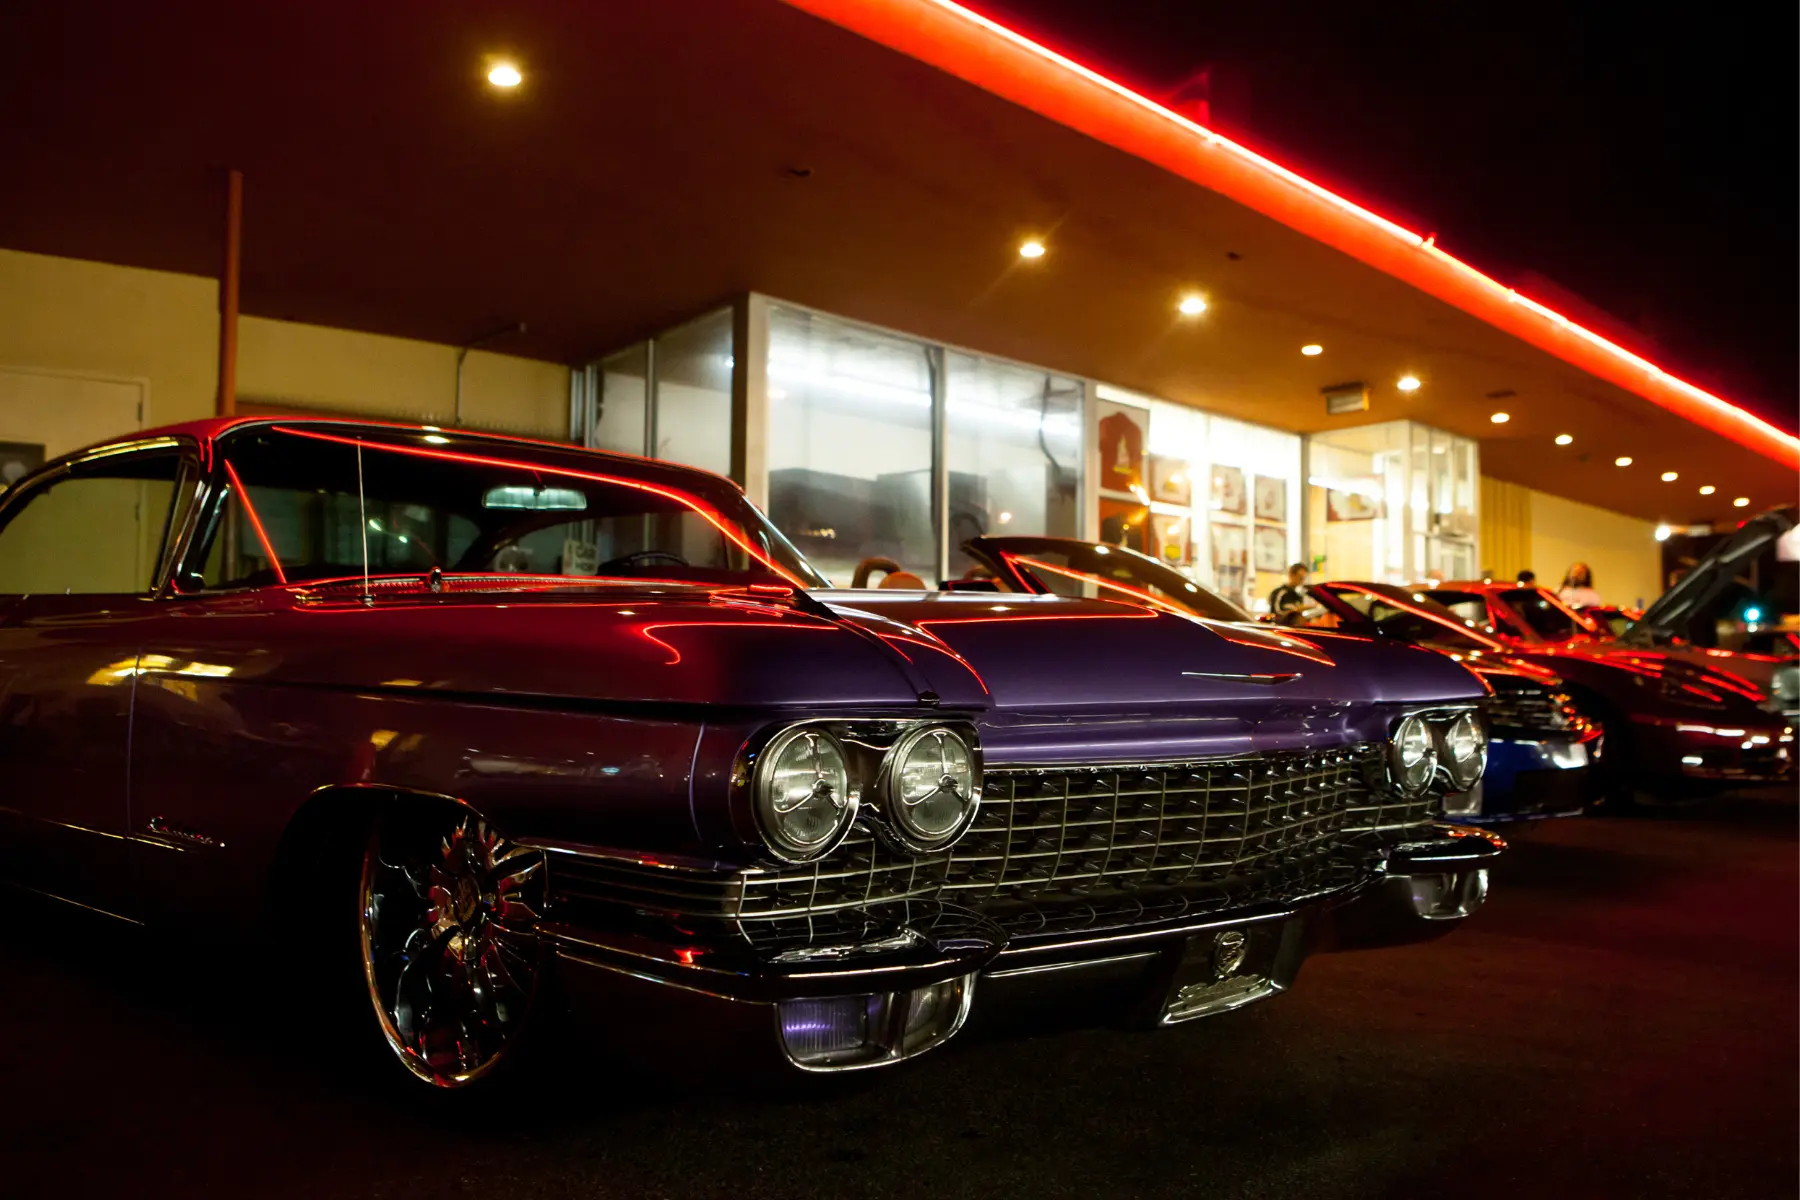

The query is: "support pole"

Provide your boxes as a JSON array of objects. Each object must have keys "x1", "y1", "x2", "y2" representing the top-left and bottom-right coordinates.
[{"x1": 217, "y1": 168, "x2": 242, "y2": 416}]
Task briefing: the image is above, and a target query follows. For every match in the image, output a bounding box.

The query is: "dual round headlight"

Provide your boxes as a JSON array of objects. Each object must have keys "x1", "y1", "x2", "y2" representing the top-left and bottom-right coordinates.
[
  {"x1": 1388, "y1": 711, "x2": 1487, "y2": 797},
  {"x1": 754, "y1": 726, "x2": 858, "y2": 861},
  {"x1": 751, "y1": 723, "x2": 981, "y2": 862},
  {"x1": 1438, "y1": 710, "x2": 1487, "y2": 792},
  {"x1": 1389, "y1": 714, "x2": 1438, "y2": 797},
  {"x1": 880, "y1": 725, "x2": 982, "y2": 852}
]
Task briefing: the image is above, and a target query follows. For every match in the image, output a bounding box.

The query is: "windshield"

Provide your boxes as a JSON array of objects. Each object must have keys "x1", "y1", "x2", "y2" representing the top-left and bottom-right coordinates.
[
  {"x1": 1307, "y1": 583, "x2": 1499, "y2": 652},
  {"x1": 980, "y1": 538, "x2": 1250, "y2": 621},
  {"x1": 1498, "y1": 587, "x2": 1590, "y2": 642},
  {"x1": 189, "y1": 425, "x2": 828, "y2": 590}
]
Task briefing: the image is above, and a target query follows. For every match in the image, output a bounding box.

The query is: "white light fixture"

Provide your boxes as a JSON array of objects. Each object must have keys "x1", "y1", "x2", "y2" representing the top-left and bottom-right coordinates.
[
  {"x1": 1301, "y1": 344, "x2": 1323, "y2": 356},
  {"x1": 1660, "y1": 471, "x2": 1678, "y2": 482},
  {"x1": 1699, "y1": 485, "x2": 1716, "y2": 495},
  {"x1": 1018, "y1": 240, "x2": 1045, "y2": 259},
  {"x1": 1178, "y1": 295, "x2": 1207, "y2": 315},
  {"x1": 997, "y1": 511, "x2": 1014, "y2": 524},
  {"x1": 1490, "y1": 412, "x2": 1510, "y2": 424},
  {"x1": 1554, "y1": 434, "x2": 1573, "y2": 446},
  {"x1": 1733, "y1": 496, "x2": 1750, "y2": 508},
  {"x1": 1614, "y1": 456, "x2": 1633, "y2": 467},
  {"x1": 487, "y1": 62, "x2": 523, "y2": 88},
  {"x1": 1397, "y1": 376, "x2": 1421, "y2": 392},
  {"x1": 1654, "y1": 525, "x2": 1672, "y2": 541}
]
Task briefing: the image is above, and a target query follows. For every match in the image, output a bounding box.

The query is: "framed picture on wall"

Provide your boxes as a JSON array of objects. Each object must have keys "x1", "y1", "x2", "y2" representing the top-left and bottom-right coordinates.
[
  {"x1": 1151, "y1": 513, "x2": 1191, "y2": 566},
  {"x1": 1254, "y1": 474, "x2": 1287, "y2": 523},
  {"x1": 1149, "y1": 454, "x2": 1193, "y2": 506},
  {"x1": 1210, "y1": 521, "x2": 1248, "y2": 604},
  {"x1": 1096, "y1": 400, "x2": 1148, "y2": 495},
  {"x1": 1098, "y1": 497, "x2": 1151, "y2": 553},
  {"x1": 1253, "y1": 524, "x2": 1288, "y2": 573},
  {"x1": 1325, "y1": 483, "x2": 1384, "y2": 522},
  {"x1": 1210, "y1": 464, "x2": 1246, "y2": 516}
]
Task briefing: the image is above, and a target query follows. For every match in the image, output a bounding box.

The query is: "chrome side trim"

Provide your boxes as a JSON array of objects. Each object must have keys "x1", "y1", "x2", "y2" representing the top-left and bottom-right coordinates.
[
  {"x1": 1180, "y1": 671, "x2": 1301, "y2": 685},
  {"x1": 984, "y1": 950, "x2": 1160, "y2": 979}
]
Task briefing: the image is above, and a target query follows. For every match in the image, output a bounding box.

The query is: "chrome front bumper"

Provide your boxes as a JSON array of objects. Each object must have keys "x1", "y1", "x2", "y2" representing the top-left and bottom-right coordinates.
[{"x1": 546, "y1": 825, "x2": 1505, "y2": 1074}]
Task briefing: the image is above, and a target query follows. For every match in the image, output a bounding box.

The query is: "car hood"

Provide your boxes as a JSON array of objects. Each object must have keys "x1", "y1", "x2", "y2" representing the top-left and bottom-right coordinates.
[
  {"x1": 818, "y1": 591, "x2": 1487, "y2": 764},
  {"x1": 1629, "y1": 508, "x2": 1795, "y2": 642}
]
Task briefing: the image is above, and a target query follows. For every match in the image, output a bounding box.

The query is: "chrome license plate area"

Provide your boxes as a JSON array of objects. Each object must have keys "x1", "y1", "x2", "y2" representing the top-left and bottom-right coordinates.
[{"x1": 1157, "y1": 920, "x2": 1292, "y2": 1025}]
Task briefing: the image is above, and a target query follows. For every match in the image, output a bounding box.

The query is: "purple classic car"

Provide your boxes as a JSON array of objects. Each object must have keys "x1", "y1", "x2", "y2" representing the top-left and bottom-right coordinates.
[{"x1": 0, "y1": 419, "x2": 1498, "y2": 1094}]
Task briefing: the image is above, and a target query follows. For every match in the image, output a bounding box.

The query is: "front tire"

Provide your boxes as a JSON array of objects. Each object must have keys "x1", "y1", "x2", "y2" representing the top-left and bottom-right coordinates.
[{"x1": 357, "y1": 804, "x2": 548, "y2": 1090}]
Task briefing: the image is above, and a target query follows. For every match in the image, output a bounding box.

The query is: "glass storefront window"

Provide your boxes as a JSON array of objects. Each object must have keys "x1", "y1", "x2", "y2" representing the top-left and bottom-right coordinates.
[
  {"x1": 651, "y1": 309, "x2": 733, "y2": 477},
  {"x1": 1307, "y1": 420, "x2": 1478, "y2": 586},
  {"x1": 1093, "y1": 385, "x2": 1301, "y2": 614},
  {"x1": 764, "y1": 306, "x2": 935, "y2": 586},
  {"x1": 944, "y1": 352, "x2": 1082, "y2": 579},
  {"x1": 593, "y1": 343, "x2": 647, "y2": 456}
]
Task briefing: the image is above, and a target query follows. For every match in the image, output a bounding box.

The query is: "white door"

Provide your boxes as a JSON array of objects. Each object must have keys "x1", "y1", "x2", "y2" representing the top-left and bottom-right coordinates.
[{"x1": 0, "y1": 367, "x2": 147, "y2": 485}]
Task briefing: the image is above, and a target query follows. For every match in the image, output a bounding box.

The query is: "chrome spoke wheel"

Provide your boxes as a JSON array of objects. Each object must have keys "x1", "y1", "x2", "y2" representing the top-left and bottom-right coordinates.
[{"x1": 359, "y1": 809, "x2": 546, "y2": 1088}]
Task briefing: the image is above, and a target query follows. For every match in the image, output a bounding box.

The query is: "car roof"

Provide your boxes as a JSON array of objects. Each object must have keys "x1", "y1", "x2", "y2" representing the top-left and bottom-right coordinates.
[{"x1": 70, "y1": 417, "x2": 745, "y2": 494}]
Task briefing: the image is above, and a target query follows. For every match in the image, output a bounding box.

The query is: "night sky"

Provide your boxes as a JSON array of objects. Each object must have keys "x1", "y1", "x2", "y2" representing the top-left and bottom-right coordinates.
[{"x1": 988, "y1": 1, "x2": 1798, "y2": 435}]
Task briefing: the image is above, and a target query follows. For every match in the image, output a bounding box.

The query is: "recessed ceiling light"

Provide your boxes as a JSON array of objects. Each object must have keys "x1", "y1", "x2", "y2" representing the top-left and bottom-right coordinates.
[
  {"x1": 1660, "y1": 471, "x2": 1678, "y2": 482},
  {"x1": 1654, "y1": 525, "x2": 1672, "y2": 542},
  {"x1": 1490, "y1": 412, "x2": 1510, "y2": 424},
  {"x1": 1397, "y1": 375, "x2": 1421, "y2": 392},
  {"x1": 1178, "y1": 295, "x2": 1207, "y2": 315},
  {"x1": 1698, "y1": 485, "x2": 1716, "y2": 495},
  {"x1": 1554, "y1": 434, "x2": 1573, "y2": 446},
  {"x1": 1733, "y1": 496, "x2": 1750, "y2": 508},
  {"x1": 1301, "y1": 344, "x2": 1323, "y2": 356},
  {"x1": 1614, "y1": 456, "x2": 1633, "y2": 467},
  {"x1": 1018, "y1": 240, "x2": 1045, "y2": 259},
  {"x1": 486, "y1": 62, "x2": 523, "y2": 88}
]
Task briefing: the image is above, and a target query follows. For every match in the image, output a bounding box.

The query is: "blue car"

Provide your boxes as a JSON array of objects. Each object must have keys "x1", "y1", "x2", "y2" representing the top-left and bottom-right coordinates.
[{"x1": 1303, "y1": 583, "x2": 1603, "y2": 822}]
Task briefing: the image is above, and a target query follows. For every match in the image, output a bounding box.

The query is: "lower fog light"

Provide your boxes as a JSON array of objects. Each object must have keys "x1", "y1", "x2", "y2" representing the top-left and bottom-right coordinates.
[
  {"x1": 776, "y1": 975, "x2": 975, "y2": 1070},
  {"x1": 1407, "y1": 868, "x2": 1489, "y2": 920}
]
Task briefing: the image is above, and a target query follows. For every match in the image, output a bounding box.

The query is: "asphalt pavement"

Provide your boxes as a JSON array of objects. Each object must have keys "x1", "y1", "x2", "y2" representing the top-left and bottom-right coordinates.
[{"x1": 2, "y1": 793, "x2": 1794, "y2": 1200}]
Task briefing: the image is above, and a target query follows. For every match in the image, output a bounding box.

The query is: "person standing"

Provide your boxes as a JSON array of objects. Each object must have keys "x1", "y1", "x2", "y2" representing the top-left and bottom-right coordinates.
[
  {"x1": 1558, "y1": 562, "x2": 1603, "y2": 608},
  {"x1": 1270, "y1": 562, "x2": 1310, "y2": 618}
]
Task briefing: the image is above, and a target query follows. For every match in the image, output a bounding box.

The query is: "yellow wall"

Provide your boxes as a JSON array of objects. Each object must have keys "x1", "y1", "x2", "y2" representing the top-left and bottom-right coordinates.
[
  {"x1": 1479, "y1": 476, "x2": 1533, "y2": 581},
  {"x1": 1526, "y1": 488, "x2": 1662, "y2": 609},
  {"x1": 0, "y1": 247, "x2": 569, "y2": 440}
]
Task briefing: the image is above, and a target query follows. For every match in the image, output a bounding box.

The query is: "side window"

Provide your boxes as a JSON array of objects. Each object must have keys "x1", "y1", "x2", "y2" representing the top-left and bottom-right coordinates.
[{"x1": 0, "y1": 452, "x2": 182, "y2": 595}]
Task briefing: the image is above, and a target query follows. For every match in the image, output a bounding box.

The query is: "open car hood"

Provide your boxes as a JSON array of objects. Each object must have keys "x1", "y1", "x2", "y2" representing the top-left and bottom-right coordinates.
[{"x1": 1627, "y1": 508, "x2": 1796, "y2": 643}]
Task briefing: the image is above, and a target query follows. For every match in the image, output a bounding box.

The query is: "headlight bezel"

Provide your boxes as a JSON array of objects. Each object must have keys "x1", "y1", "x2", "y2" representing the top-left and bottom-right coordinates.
[
  {"x1": 1388, "y1": 713, "x2": 1439, "y2": 797},
  {"x1": 737, "y1": 718, "x2": 985, "y2": 864},
  {"x1": 750, "y1": 724, "x2": 861, "y2": 864},
  {"x1": 868, "y1": 723, "x2": 984, "y2": 853},
  {"x1": 1436, "y1": 709, "x2": 1488, "y2": 792}
]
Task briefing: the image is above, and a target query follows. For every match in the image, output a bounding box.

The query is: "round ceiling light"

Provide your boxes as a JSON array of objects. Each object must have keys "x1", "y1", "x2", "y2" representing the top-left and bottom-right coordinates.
[
  {"x1": 1018, "y1": 240, "x2": 1046, "y2": 259},
  {"x1": 1660, "y1": 471, "x2": 1678, "y2": 482},
  {"x1": 1301, "y1": 344, "x2": 1323, "y2": 356},
  {"x1": 1699, "y1": 485, "x2": 1716, "y2": 495},
  {"x1": 1554, "y1": 434, "x2": 1573, "y2": 445},
  {"x1": 1614, "y1": 456, "x2": 1633, "y2": 467},
  {"x1": 1733, "y1": 497, "x2": 1751, "y2": 508},
  {"x1": 1490, "y1": 412, "x2": 1510, "y2": 424},
  {"x1": 1178, "y1": 295, "x2": 1207, "y2": 315},
  {"x1": 1397, "y1": 376, "x2": 1421, "y2": 392},
  {"x1": 487, "y1": 62, "x2": 523, "y2": 88}
]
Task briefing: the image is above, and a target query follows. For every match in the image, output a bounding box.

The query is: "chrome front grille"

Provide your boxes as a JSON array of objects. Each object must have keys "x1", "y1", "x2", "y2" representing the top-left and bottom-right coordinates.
[
  {"x1": 1483, "y1": 675, "x2": 1570, "y2": 735},
  {"x1": 549, "y1": 743, "x2": 1431, "y2": 941}
]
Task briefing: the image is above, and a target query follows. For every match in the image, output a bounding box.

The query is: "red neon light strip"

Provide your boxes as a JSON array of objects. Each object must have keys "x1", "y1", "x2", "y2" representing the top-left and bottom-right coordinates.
[
  {"x1": 222, "y1": 461, "x2": 287, "y2": 584},
  {"x1": 268, "y1": 427, "x2": 807, "y2": 587},
  {"x1": 781, "y1": 0, "x2": 1799, "y2": 467},
  {"x1": 1332, "y1": 583, "x2": 1507, "y2": 651}
]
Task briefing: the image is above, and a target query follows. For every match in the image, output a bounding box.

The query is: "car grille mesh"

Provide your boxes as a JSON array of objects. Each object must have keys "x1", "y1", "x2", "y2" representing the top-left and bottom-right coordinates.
[
  {"x1": 550, "y1": 743, "x2": 1432, "y2": 941},
  {"x1": 1482, "y1": 674, "x2": 1569, "y2": 735}
]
